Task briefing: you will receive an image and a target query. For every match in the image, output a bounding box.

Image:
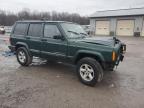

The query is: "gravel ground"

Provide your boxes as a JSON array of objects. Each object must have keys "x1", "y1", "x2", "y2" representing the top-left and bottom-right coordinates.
[{"x1": 0, "y1": 35, "x2": 144, "y2": 108}]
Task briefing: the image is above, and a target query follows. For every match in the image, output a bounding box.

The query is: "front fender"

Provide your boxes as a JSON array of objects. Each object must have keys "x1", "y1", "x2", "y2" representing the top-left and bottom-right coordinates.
[{"x1": 74, "y1": 50, "x2": 105, "y2": 63}]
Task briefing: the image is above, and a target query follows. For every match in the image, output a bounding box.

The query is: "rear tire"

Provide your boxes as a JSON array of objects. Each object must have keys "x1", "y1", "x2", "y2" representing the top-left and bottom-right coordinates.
[
  {"x1": 77, "y1": 57, "x2": 103, "y2": 86},
  {"x1": 16, "y1": 47, "x2": 32, "y2": 66}
]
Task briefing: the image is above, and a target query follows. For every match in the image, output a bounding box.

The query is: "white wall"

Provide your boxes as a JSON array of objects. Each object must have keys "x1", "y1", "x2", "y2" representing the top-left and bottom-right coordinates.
[{"x1": 90, "y1": 16, "x2": 144, "y2": 36}]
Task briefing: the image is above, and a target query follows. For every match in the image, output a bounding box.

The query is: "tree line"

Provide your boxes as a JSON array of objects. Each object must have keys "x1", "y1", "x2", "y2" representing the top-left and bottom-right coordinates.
[{"x1": 0, "y1": 9, "x2": 89, "y2": 26}]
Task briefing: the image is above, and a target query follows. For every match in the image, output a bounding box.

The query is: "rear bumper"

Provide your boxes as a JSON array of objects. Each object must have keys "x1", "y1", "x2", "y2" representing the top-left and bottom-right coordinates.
[{"x1": 8, "y1": 45, "x2": 16, "y2": 52}]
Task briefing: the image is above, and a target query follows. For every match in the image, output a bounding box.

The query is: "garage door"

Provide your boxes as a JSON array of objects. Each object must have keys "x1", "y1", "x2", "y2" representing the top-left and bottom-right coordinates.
[
  {"x1": 95, "y1": 21, "x2": 110, "y2": 35},
  {"x1": 116, "y1": 20, "x2": 134, "y2": 36}
]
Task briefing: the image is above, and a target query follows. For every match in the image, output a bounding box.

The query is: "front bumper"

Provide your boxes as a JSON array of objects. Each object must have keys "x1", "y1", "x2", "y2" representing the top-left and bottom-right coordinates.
[
  {"x1": 115, "y1": 54, "x2": 124, "y2": 65},
  {"x1": 121, "y1": 43, "x2": 126, "y2": 53},
  {"x1": 104, "y1": 41, "x2": 126, "y2": 70},
  {"x1": 115, "y1": 43, "x2": 126, "y2": 65}
]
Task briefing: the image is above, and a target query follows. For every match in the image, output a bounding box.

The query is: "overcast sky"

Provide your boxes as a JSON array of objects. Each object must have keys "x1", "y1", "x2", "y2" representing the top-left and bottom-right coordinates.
[{"x1": 0, "y1": 0, "x2": 144, "y2": 16}]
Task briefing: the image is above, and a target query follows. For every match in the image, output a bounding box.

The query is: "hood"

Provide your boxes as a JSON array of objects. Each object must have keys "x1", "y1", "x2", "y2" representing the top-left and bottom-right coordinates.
[{"x1": 76, "y1": 37, "x2": 115, "y2": 47}]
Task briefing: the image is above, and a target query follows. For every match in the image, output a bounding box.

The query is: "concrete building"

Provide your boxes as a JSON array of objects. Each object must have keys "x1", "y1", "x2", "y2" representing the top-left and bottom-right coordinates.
[{"x1": 90, "y1": 7, "x2": 144, "y2": 37}]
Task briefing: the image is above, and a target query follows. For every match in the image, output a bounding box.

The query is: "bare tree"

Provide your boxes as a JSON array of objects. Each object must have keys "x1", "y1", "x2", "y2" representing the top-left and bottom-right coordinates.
[{"x1": 0, "y1": 9, "x2": 89, "y2": 26}]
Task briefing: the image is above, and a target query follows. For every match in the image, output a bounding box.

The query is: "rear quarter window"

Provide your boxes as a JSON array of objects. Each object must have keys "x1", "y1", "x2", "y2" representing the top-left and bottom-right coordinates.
[{"x1": 13, "y1": 23, "x2": 27, "y2": 35}]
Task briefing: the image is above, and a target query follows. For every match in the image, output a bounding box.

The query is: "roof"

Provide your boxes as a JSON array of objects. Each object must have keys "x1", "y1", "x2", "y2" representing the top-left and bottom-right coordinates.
[
  {"x1": 16, "y1": 20, "x2": 73, "y2": 23},
  {"x1": 90, "y1": 7, "x2": 144, "y2": 18}
]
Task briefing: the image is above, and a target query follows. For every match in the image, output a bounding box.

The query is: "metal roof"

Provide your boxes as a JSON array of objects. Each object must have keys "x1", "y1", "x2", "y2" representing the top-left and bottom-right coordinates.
[{"x1": 90, "y1": 7, "x2": 144, "y2": 18}]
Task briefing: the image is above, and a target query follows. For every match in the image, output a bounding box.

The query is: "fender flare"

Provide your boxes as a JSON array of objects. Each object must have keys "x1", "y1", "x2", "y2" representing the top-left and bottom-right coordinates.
[
  {"x1": 15, "y1": 42, "x2": 31, "y2": 54},
  {"x1": 74, "y1": 50, "x2": 105, "y2": 63}
]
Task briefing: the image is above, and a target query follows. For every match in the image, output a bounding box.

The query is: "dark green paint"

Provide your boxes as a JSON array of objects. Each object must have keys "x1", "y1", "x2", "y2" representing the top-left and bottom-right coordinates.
[{"x1": 9, "y1": 21, "x2": 125, "y2": 70}]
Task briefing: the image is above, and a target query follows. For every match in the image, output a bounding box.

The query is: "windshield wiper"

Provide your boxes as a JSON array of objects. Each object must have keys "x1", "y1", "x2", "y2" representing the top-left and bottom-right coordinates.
[
  {"x1": 80, "y1": 33, "x2": 87, "y2": 38},
  {"x1": 80, "y1": 33, "x2": 87, "y2": 35},
  {"x1": 68, "y1": 31, "x2": 79, "y2": 35}
]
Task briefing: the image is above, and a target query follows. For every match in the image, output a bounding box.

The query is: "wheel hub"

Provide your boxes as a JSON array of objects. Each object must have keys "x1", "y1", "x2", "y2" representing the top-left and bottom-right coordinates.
[
  {"x1": 80, "y1": 64, "x2": 94, "y2": 82},
  {"x1": 18, "y1": 51, "x2": 26, "y2": 63}
]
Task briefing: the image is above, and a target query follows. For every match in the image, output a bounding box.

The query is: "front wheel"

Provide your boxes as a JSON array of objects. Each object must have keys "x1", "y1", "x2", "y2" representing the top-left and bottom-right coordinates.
[
  {"x1": 77, "y1": 57, "x2": 103, "y2": 86},
  {"x1": 16, "y1": 47, "x2": 32, "y2": 66}
]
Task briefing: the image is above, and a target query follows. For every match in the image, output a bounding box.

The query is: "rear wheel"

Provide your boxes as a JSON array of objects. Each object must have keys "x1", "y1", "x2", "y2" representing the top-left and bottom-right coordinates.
[
  {"x1": 77, "y1": 57, "x2": 103, "y2": 86},
  {"x1": 16, "y1": 47, "x2": 32, "y2": 66}
]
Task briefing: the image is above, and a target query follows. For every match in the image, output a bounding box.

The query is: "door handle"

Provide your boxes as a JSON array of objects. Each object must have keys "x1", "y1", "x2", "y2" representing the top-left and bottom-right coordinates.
[{"x1": 41, "y1": 39, "x2": 47, "y2": 41}]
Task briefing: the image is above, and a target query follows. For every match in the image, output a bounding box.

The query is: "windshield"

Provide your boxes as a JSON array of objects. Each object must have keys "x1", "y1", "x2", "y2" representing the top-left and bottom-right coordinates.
[{"x1": 61, "y1": 23, "x2": 88, "y2": 38}]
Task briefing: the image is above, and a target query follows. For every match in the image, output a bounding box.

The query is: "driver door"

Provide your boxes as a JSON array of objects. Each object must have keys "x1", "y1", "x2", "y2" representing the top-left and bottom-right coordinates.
[{"x1": 41, "y1": 23, "x2": 67, "y2": 61}]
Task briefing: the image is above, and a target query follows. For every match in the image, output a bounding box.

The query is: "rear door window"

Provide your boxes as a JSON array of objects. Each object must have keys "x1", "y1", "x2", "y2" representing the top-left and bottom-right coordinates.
[
  {"x1": 13, "y1": 23, "x2": 27, "y2": 35},
  {"x1": 44, "y1": 24, "x2": 61, "y2": 38},
  {"x1": 28, "y1": 23, "x2": 42, "y2": 37}
]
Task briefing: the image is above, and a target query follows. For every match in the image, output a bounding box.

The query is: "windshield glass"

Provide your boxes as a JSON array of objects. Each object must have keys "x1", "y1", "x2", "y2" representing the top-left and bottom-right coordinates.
[{"x1": 61, "y1": 23, "x2": 88, "y2": 38}]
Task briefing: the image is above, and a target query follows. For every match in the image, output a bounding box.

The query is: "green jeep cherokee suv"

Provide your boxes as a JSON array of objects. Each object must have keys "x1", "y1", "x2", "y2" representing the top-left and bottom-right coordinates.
[{"x1": 9, "y1": 20, "x2": 126, "y2": 86}]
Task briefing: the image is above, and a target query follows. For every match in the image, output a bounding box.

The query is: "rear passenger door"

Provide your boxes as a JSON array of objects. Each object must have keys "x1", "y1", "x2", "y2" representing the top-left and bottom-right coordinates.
[
  {"x1": 41, "y1": 23, "x2": 67, "y2": 61},
  {"x1": 26, "y1": 23, "x2": 43, "y2": 56}
]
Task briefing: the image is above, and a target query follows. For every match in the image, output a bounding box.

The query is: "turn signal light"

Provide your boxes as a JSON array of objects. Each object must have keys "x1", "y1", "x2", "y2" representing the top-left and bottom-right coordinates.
[{"x1": 112, "y1": 51, "x2": 116, "y2": 61}]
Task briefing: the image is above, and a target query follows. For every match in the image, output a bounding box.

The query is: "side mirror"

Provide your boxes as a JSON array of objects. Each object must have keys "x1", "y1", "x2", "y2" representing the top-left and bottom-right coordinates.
[{"x1": 53, "y1": 35, "x2": 64, "y2": 40}]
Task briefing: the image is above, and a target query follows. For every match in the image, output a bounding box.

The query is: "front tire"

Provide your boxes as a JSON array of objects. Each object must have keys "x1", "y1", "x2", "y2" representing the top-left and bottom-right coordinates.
[
  {"x1": 77, "y1": 57, "x2": 103, "y2": 86},
  {"x1": 16, "y1": 47, "x2": 32, "y2": 66}
]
